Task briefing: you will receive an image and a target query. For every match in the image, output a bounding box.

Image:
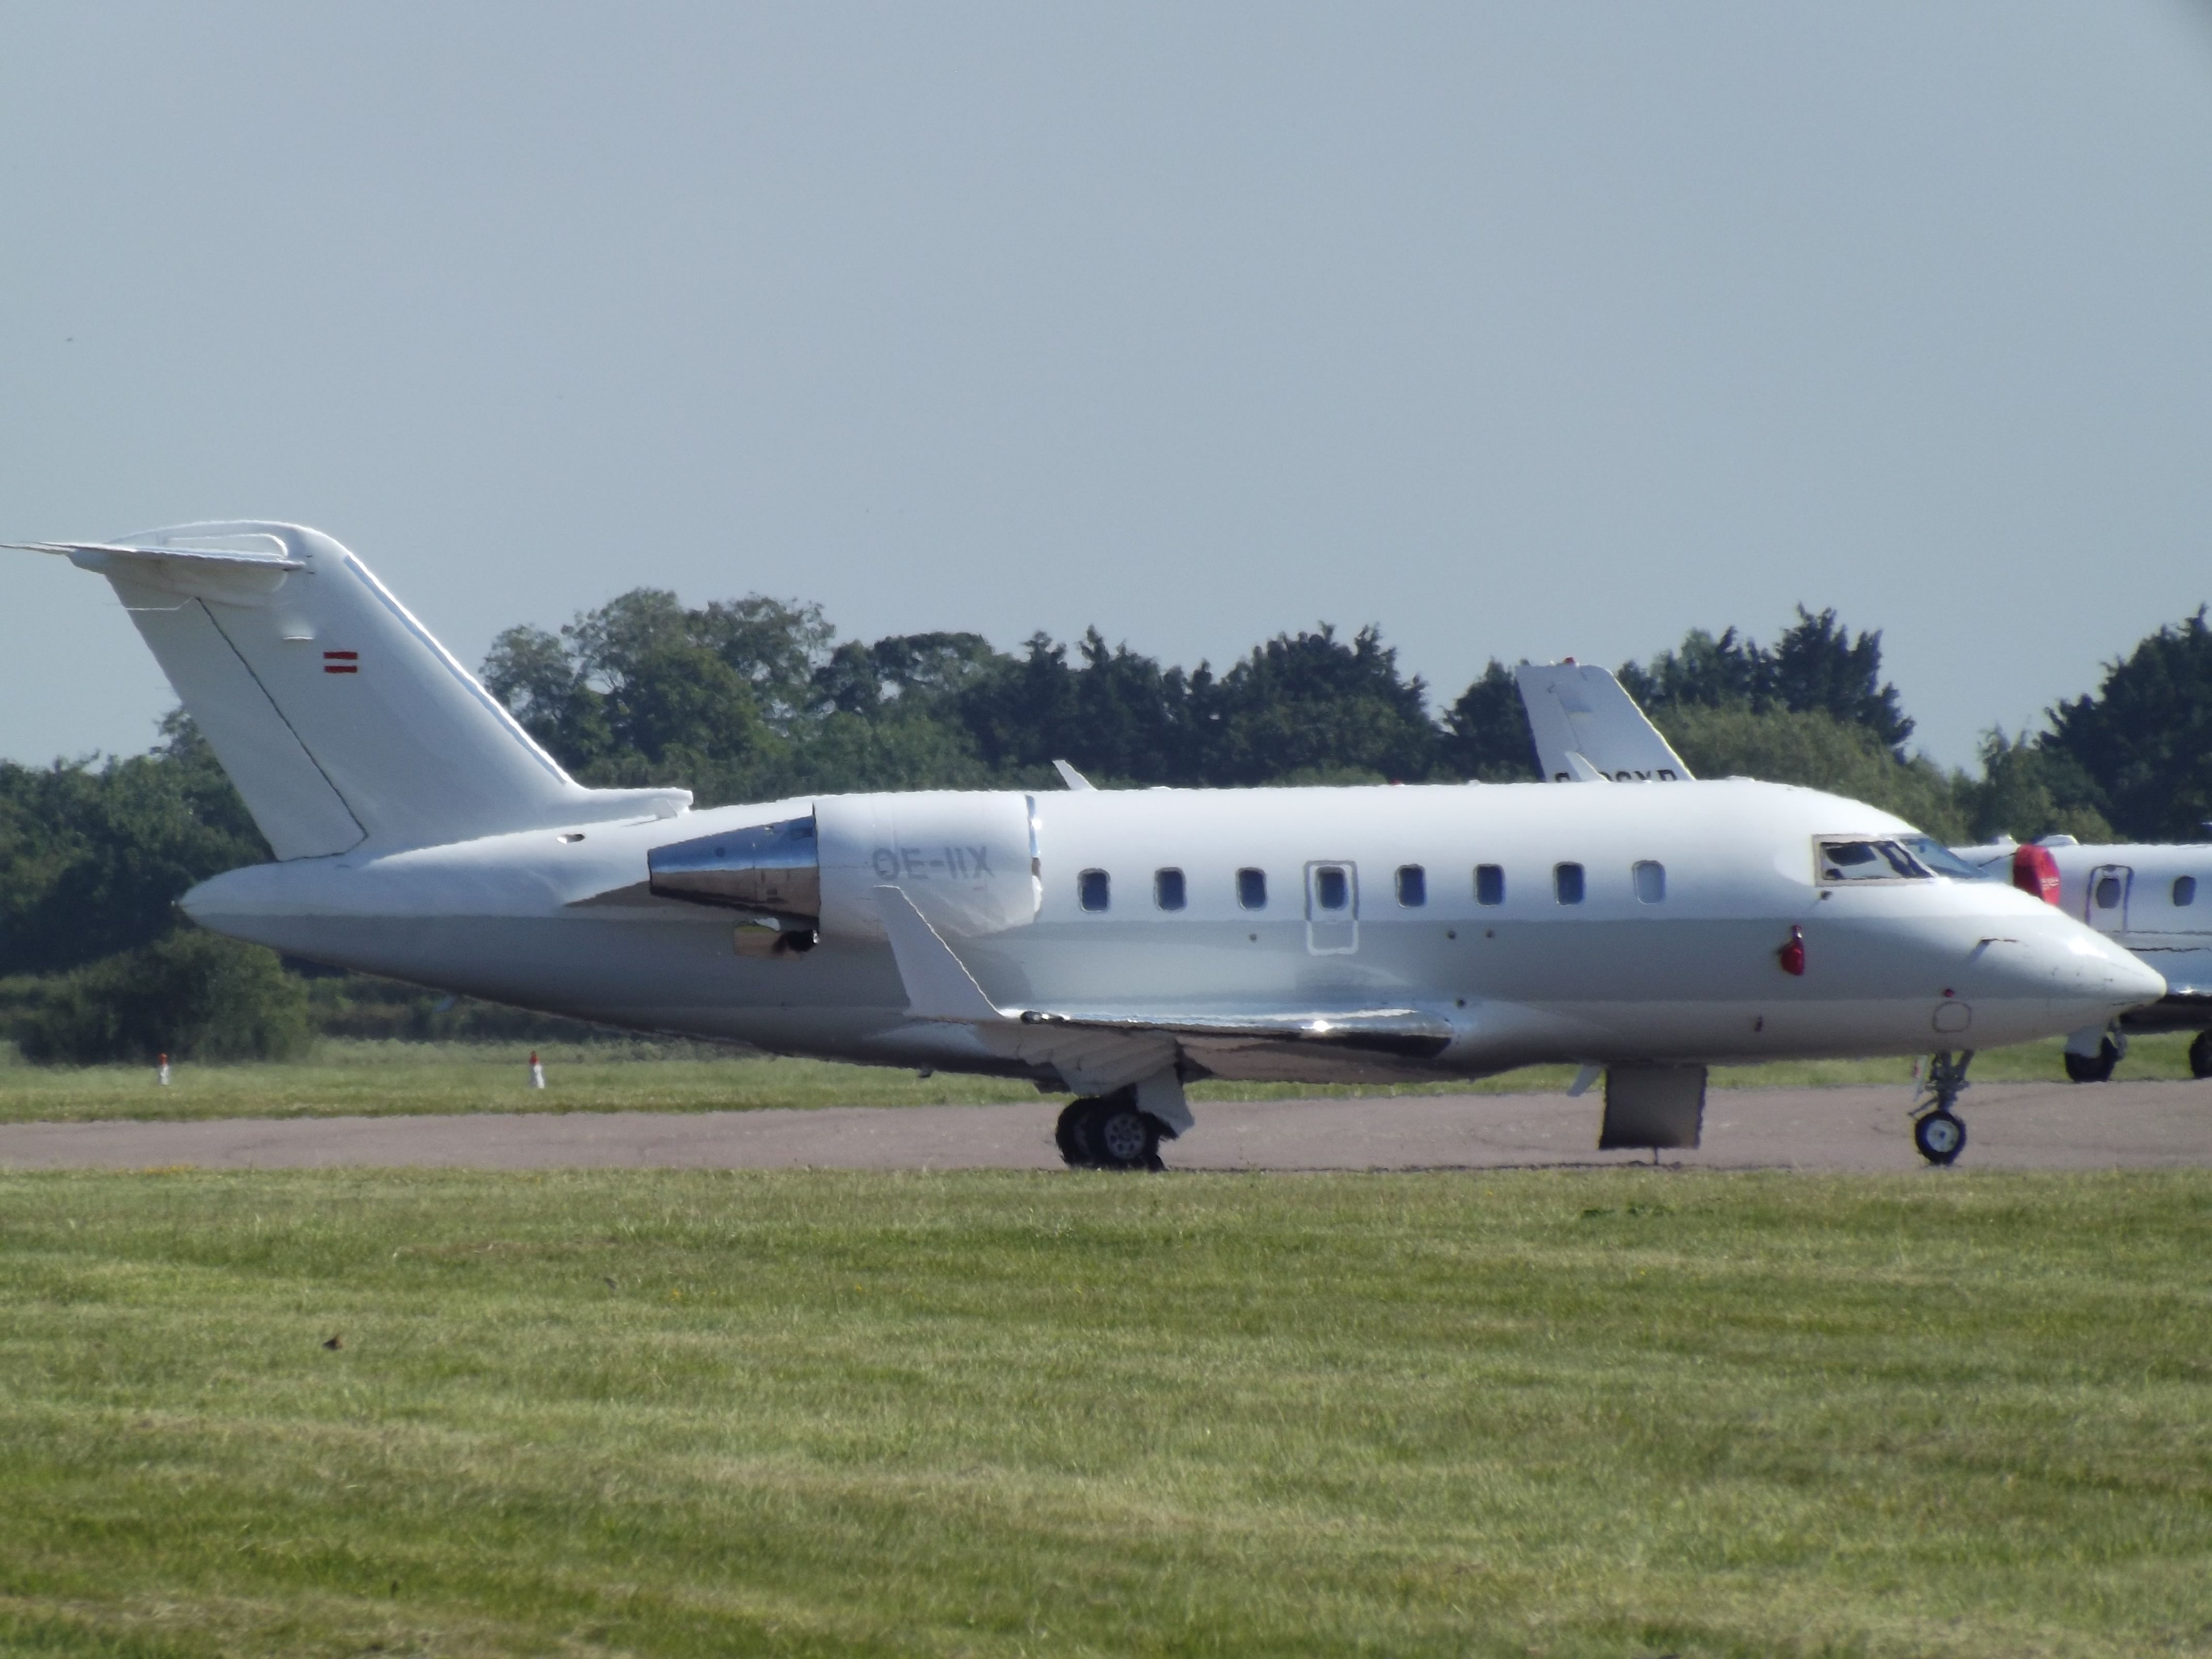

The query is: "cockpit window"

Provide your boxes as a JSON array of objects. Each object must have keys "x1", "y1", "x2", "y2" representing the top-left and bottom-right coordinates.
[
  {"x1": 1899, "y1": 835, "x2": 1991, "y2": 881},
  {"x1": 1817, "y1": 838, "x2": 1932, "y2": 883}
]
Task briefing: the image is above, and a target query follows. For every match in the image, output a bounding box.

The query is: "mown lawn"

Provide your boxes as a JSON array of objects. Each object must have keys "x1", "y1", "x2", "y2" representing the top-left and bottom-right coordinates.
[
  {"x1": 2, "y1": 1167, "x2": 2208, "y2": 1656},
  {"x1": 2, "y1": 1033, "x2": 2203, "y2": 1125}
]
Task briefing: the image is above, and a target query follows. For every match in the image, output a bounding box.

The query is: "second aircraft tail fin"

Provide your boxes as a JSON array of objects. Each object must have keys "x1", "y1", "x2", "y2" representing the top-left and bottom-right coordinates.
[
  {"x1": 19, "y1": 523, "x2": 687, "y2": 858},
  {"x1": 1514, "y1": 662, "x2": 1695, "y2": 784}
]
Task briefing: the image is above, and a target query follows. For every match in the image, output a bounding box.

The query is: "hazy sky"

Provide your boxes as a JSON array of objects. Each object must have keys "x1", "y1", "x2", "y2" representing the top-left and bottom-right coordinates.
[{"x1": 5, "y1": 3, "x2": 2210, "y2": 774}]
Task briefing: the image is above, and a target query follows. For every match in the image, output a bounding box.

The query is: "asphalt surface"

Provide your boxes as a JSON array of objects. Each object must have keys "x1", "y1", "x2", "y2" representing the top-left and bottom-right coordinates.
[{"x1": 2, "y1": 1079, "x2": 2208, "y2": 1172}]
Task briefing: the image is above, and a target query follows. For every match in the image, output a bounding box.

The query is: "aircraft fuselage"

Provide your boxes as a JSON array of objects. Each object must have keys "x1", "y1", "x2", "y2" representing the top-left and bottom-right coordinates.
[{"x1": 185, "y1": 777, "x2": 2159, "y2": 1089}]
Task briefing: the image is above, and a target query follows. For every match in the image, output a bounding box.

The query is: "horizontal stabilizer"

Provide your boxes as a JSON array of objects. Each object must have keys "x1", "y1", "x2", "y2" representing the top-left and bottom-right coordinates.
[{"x1": 1515, "y1": 663, "x2": 1693, "y2": 784}]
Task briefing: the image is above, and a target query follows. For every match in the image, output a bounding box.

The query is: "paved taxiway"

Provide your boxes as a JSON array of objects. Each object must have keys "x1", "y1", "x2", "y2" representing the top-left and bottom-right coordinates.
[{"x1": 2, "y1": 1079, "x2": 2207, "y2": 1172}]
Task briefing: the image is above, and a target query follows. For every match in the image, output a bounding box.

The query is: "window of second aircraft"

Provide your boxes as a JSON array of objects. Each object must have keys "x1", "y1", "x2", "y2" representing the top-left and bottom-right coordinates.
[
  {"x1": 1155, "y1": 868, "x2": 1186, "y2": 910},
  {"x1": 1238, "y1": 868, "x2": 1267, "y2": 909},
  {"x1": 1079, "y1": 869, "x2": 1110, "y2": 912},
  {"x1": 1396, "y1": 865, "x2": 1426, "y2": 906},
  {"x1": 2175, "y1": 875, "x2": 2197, "y2": 907},
  {"x1": 1315, "y1": 866, "x2": 1349, "y2": 910},
  {"x1": 1633, "y1": 860, "x2": 1665, "y2": 903},
  {"x1": 1554, "y1": 863, "x2": 1585, "y2": 905},
  {"x1": 1475, "y1": 864, "x2": 1504, "y2": 906}
]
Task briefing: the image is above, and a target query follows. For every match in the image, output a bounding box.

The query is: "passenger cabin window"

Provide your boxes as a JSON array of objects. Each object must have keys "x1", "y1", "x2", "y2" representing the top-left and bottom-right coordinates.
[
  {"x1": 1396, "y1": 864, "x2": 1426, "y2": 907},
  {"x1": 2095, "y1": 875, "x2": 2123, "y2": 910},
  {"x1": 1314, "y1": 866, "x2": 1350, "y2": 910},
  {"x1": 1475, "y1": 864, "x2": 1504, "y2": 906},
  {"x1": 1554, "y1": 863, "x2": 1585, "y2": 905},
  {"x1": 1633, "y1": 860, "x2": 1666, "y2": 904},
  {"x1": 1154, "y1": 868, "x2": 1186, "y2": 911},
  {"x1": 2175, "y1": 875, "x2": 2197, "y2": 907},
  {"x1": 1078, "y1": 869, "x2": 1110, "y2": 912},
  {"x1": 1817, "y1": 839, "x2": 1932, "y2": 884},
  {"x1": 1238, "y1": 868, "x2": 1267, "y2": 909}
]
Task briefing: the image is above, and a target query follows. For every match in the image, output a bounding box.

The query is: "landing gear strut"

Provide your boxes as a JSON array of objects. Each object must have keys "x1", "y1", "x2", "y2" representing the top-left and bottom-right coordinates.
[
  {"x1": 2191, "y1": 1031, "x2": 2212, "y2": 1081},
  {"x1": 1055, "y1": 1090, "x2": 1167, "y2": 1171},
  {"x1": 1911, "y1": 1049, "x2": 1972, "y2": 1166}
]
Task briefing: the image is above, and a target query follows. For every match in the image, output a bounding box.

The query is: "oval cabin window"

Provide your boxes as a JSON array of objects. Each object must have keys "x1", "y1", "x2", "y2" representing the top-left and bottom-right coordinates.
[
  {"x1": 1475, "y1": 864, "x2": 1504, "y2": 906},
  {"x1": 1238, "y1": 868, "x2": 1267, "y2": 909},
  {"x1": 1154, "y1": 868, "x2": 1186, "y2": 910},
  {"x1": 2175, "y1": 875, "x2": 2197, "y2": 907},
  {"x1": 1633, "y1": 860, "x2": 1666, "y2": 904},
  {"x1": 1396, "y1": 865, "x2": 1426, "y2": 907},
  {"x1": 1554, "y1": 863, "x2": 1585, "y2": 905},
  {"x1": 1078, "y1": 869, "x2": 1110, "y2": 912}
]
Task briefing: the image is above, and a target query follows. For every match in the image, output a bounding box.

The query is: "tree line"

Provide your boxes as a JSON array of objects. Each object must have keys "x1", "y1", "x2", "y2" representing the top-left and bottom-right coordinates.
[{"x1": 5, "y1": 592, "x2": 2208, "y2": 1062}]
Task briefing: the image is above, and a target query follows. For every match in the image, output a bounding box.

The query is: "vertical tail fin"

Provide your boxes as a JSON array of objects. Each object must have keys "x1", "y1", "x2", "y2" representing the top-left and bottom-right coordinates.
[
  {"x1": 1514, "y1": 662, "x2": 1695, "y2": 784},
  {"x1": 18, "y1": 523, "x2": 687, "y2": 856}
]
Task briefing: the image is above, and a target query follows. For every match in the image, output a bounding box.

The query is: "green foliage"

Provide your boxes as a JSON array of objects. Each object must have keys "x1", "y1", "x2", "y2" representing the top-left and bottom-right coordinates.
[
  {"x1": 954, "y1": 628, "x2": 1197, "y2": 784},
  {"x1": 1621, "y1": 605, "x2": 1913, "y2": 752},
  {"x1": 1654, "y1": 703, "x2": 1971, "y2": 839},
  {"x1": 2, "y1": 1168, "x2": 2208, "y2": 1655},
  {"x1": 0, "y1": 711, "x2": 268, "y2": 977},
  {"x1": 14, "y1": 931, "x2": 310, "y2": 1065},
  {"x1": 1438, "y1": 658, "x2": 1539, "y2": 781},
  {"x1": 1201, "y1": 624, "x2": 1436, "y2": 784},
  {"x1": 484, "y1": 591, "x2": 997, "y2": 804},
  {"x1": 1963, "y1": 730, "x2": 2115, "y2": 843},
  {"x1": 2043, "y1": 608, "x2": 2212, "y2": 840}
]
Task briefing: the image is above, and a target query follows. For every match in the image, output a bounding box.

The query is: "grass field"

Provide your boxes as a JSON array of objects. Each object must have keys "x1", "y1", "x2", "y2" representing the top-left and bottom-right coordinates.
[
  {"x1": 2, "y1": 1167, "x2": 2208, "y2": 1656},
  {"x1": 2, "y1": 1032, "x2": 2205, "y2": 1126}
]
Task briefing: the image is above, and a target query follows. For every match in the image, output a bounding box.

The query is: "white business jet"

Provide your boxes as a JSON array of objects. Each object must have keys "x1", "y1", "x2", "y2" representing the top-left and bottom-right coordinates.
[{"x1": 8, "y1": 526, "x2": 2164, "y2": 1167}]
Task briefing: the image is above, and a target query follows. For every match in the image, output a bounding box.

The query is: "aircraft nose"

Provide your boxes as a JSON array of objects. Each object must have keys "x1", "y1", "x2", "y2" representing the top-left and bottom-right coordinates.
[
  {"x1": 2030, "y1": 925, "x2": 2166, "y2": 1012},
  {"x1": 2111, "y1": 945, "x2": 2169, "y2": 1007}
]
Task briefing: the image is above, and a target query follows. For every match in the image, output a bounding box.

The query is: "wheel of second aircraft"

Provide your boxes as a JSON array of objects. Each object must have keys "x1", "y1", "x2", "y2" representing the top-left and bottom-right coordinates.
[
  {"x1": 2190, "y1": 1031, "x2": 2212, "y2": 1081},
  {"x1": 1054, "y1": 1099, "x2": 1098, "y2": 1168},
  {"x1": 1913, "y1": 1108, "x2": 1966, "y2": 1166},
  {"x1": 1079, "y1": 1096, "x2": 1164, "y2": 1172},
  {"x1": 2062, "y1": 1038, "x2": 2120, "y2": 1084}
]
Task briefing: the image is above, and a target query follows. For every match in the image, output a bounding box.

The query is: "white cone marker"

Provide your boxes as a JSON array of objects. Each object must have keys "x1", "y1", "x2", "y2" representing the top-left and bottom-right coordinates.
[
  {"x1": 529, "y1": 1051, "x2": 546, "y2": 1089},
  {"x1": 156, "y1": 1052, "x2": 171, "y2": 1086}
]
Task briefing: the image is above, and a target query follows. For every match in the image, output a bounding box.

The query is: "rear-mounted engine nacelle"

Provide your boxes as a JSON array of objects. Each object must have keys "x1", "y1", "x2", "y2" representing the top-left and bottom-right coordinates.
[{"x1": 647, "y1": 815, "x2": 820, "y2": 921}]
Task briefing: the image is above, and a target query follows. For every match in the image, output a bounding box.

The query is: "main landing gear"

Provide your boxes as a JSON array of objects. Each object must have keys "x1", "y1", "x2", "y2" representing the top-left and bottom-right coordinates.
[
  {"x1": 1055, "y1": 1089, "x2": 1169, "y2": 1172},
  {"x1": 1911, "y1": 1049, "x2": 1973, "y2": 1166},
  {"x1": 2192, "y1": 1031, "x2": 2212, "y2": 1081}
]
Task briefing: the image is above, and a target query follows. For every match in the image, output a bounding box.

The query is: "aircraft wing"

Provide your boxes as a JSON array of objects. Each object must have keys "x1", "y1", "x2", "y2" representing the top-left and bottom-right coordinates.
[
  {"x1": 1514, "y1": 663, "x2": 1693, "y2": 783},
  {"x1": 873, "y1": 886, "x2": 1453, "y2": 1092}
]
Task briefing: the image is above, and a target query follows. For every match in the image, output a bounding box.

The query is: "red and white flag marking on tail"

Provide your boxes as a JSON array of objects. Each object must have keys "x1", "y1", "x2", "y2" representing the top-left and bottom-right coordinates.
[{"x1": 323, "y1": 650, "x2": 358, "y2": 675}]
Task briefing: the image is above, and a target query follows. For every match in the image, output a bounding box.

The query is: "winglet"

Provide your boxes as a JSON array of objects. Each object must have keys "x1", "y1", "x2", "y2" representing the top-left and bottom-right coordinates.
[
  {"x1": 1051, "y1": 759, "x2": 1095, "y2": 791},
  {"x1": 873, "y1": 886, "x2": 1006, "y2": 1022}
]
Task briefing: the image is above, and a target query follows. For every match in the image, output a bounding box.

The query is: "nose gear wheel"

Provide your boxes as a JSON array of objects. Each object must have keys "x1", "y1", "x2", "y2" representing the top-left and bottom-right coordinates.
[
  {"x1": 1913, "y1": 1109, "x2": 1965, "y2": 1164},
  {"x1": 1910, "y1": 1049, "x2": 1974, "y2": 1167}
]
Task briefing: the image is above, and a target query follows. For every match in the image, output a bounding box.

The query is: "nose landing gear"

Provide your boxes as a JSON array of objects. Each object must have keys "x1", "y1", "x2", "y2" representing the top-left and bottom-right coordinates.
[{"x1": 1911, "y1": 1050, "x2": 1973, "y2": 1166}]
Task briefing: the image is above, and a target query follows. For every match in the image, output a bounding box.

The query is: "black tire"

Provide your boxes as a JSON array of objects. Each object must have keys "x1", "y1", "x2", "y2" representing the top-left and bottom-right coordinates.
[
  {"x1": 2190, "y1": 1031, "x2": 2212, "y2": 1081},
  {"x1": 1914, "y1": 1108, "x2": 1966, "y2": 1166},
  {"x1": 1078, "y1": 1095, "x2": 1163, "y2": 1172},
  {"x1": 2062, "y1": 1038, "x2": 2120, "y2": 1084},
  {"x1": 1054, "y1": 1099, "x2": 1098, "y2": 1168}
]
